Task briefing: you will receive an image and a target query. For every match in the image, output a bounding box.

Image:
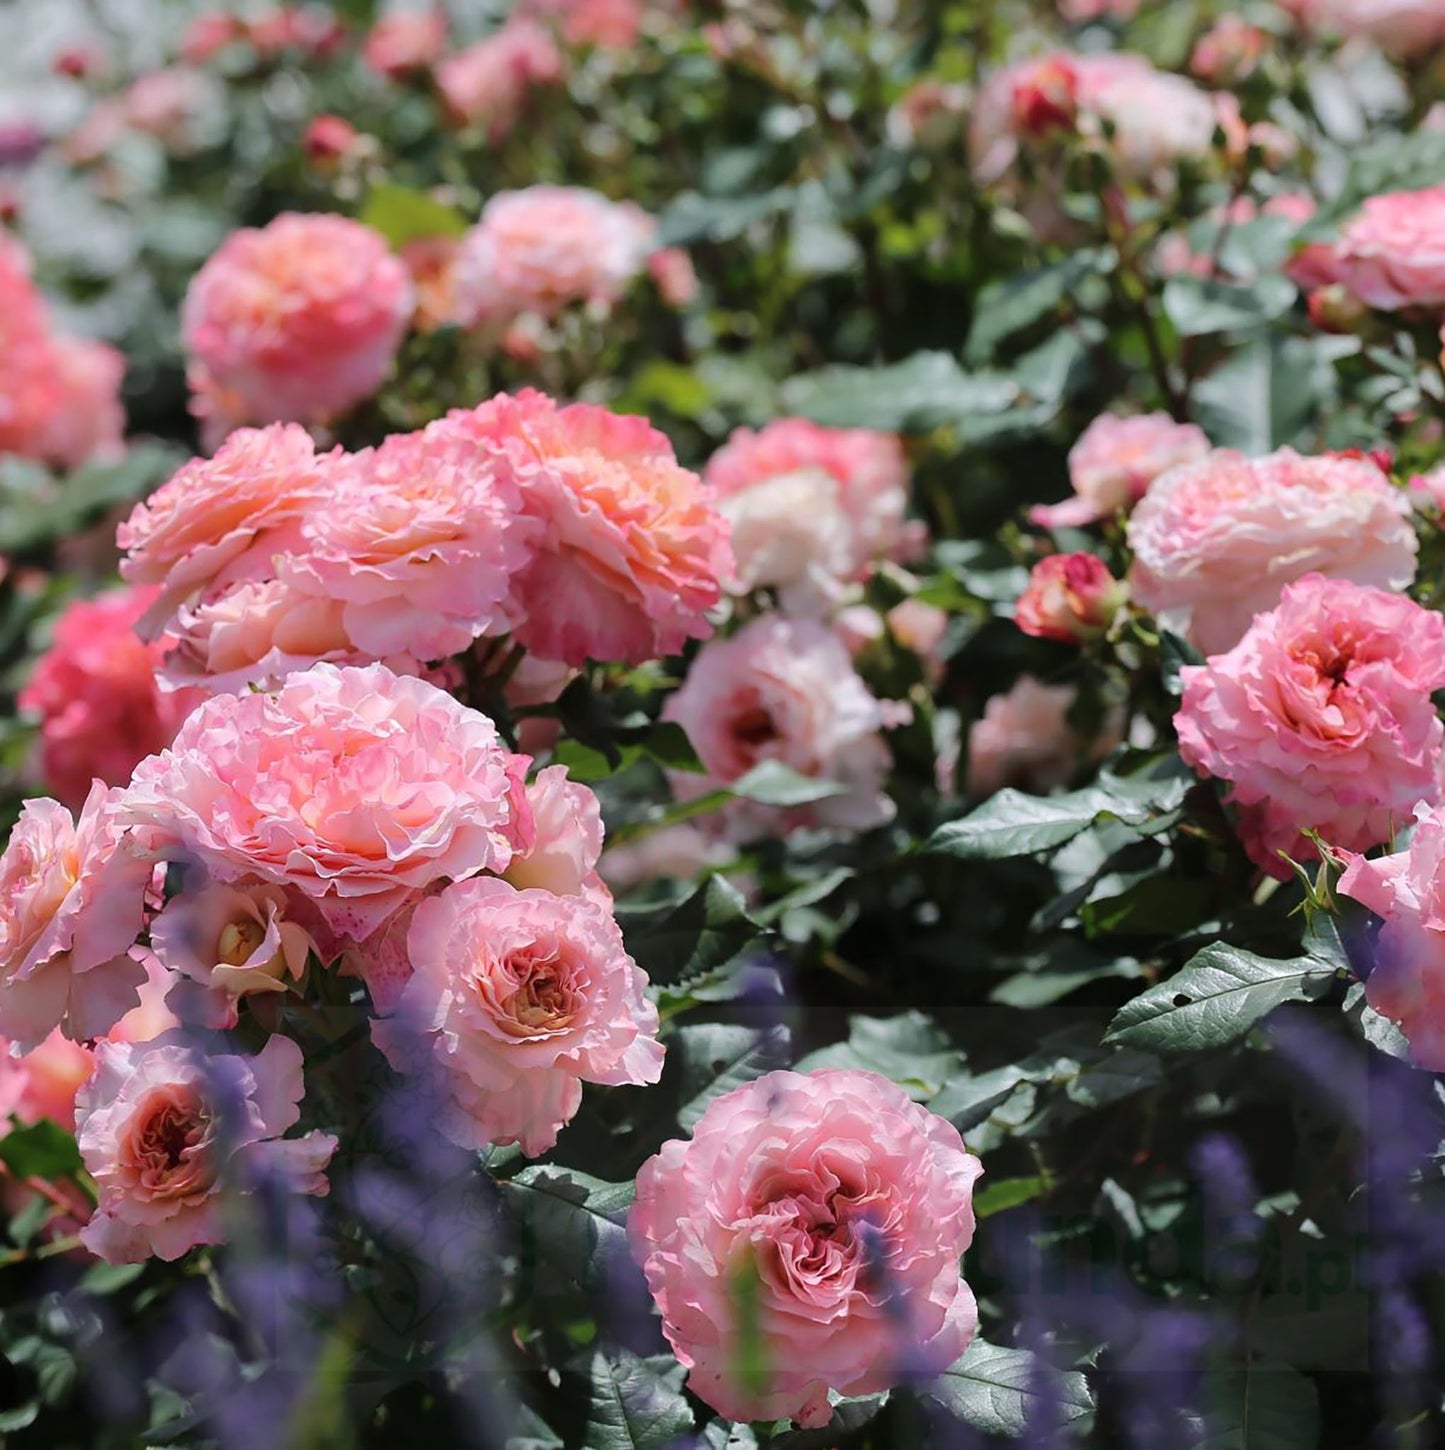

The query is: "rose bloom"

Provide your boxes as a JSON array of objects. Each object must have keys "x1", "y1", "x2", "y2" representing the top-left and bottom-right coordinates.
[
  {"x1": 525, "y1": 0, "x2": 648, "y2": 48},
  {"x1": 362, "y1": 9, "x2": 447, "y2": 78},
  {"x1": 450, "y1": 187, "x2": 654, "y2": 328},
  {"x1": 372, "y1": 876, "x2": 663, "y2": 1155},
  {"x1": 19, "y1": 585, "x2": 202, "y2": 808},
  {"x1": 0, "y1": 784, "x2": 155, "y2": 1051},
  {"x1": 664, "y1": 615, "x2": 896, "y2": 838},
  {"x1": 119, "y1": 663, "x2": 526, "y2": 943},
  {"x1": 435, "y1": 20, "x2": 563, "y2": 136},
  {"x1": 1177, "y1": 575, "x2": 1445, "y2": 877},
  {"x1": 967, "y1": 677, "x2": 1118, "y2": 799},
  {"x1": 123, "y1": 68, "x2": 216, "y2": 153},
  {"x1": 181, "y1": 213, "x2": 413, "y2": 441},
  {"x1": 77, "y1": 1033, "x2": 336, "y2": 1264},
  {"x1": 278, "y1": 418, "x2": 540, "y2": 662},
  {"x1": 1297, "y1": 0, "x2": 1445, "y2": 56},
  {"x1": 33, "y1": 335, "x2": 127, "y2": 471},
  {"x1": 1126, "y1": 448, "x2": 1416, "y2": 655},
  {"x1": 630, "y1": 1069, "x2": 983, "y2": 1428},
  {"x1": 1015, "y1": 553, "x2": 1124, "y2": 643},
  {"x1": 1032, "y1": 413, "x2": 1211, "y2": 531},
  {"x1": 400, "y1": 236, "x2": 461, "y2": 331},
  {"x1": 502, "y1": 765, "x2": 608, "y2": 900},
  {"x1": 1308, "y1": 186, "x2": 1445, "y2": 313},
  {"x1": 447, "y1": 391, "x2": 730, "y2": 667},
  {"x1": 117, "y1": 423, "x2": 331, "y2": 634},
  {"x1": 180, "y1": 12, "x2": 243, "y2": 64},
  {"x1": 1058, "y1": 0, "x2": 1140, "y2": 18},
  {"x1": 707, "y1": 418, "x2": 911, "y2": 573},
  {"x1": 1190, "y1": 16, "x2": 1270, "y2": 83}
]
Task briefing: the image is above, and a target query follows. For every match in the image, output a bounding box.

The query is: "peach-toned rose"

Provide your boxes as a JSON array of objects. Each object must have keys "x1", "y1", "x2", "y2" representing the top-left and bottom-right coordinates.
[
  {"x1": 373, "y1": 876, "x2": 663, "y2": 1155},
  {"x1": 1032, "y1": 413, "x2": 1211, "y2": 529},
  {"x1": 400, "y1": 236, "x2": 461, "y2": 331},
  {"x1": 967, "y1": 677, "x2": 1114, "y2": 799},
  {"x1": 0, "y1": 785, "x2": 154, "y2": 1051},
  {"x1": 362, "y1": 9, "x2": 447, "y2": 78},
  {"x1": 450, "y1": 187, "x2": 654, "y2": 328},
  {"x1": 182, "y1": 213, "x2": 413, "y2": 440},
  {"x1": 1339, "y1": 805, "x2": 1445, "y2": 1067},
  {"x1": 1126, "y1": 448, "x2": 1417, "y2": 655},
  {"x1": 663, "y1": 615, "x2": 896, "y2": 838},
  {"x1": 629, "y1": 1069, "x2": 983, "y2": 1428},
  {"x1": 1178, "y1": 575, "x2": 1445, "y2": 877},
  {"x1": 117, "y1": 423, "x2": 331, "y2": 634},
  {"x1": 502, "y1": 766, "x2": 608, "y2": 899},
  {"x1": 1015, "y1": 553, "x2": 1125, "y2": 643},
  {"x1": 119, "y1": 664, "x2": 525, "y2": 942},
  {"x1": 434, "y1": 20, "x2": 563, "y2": 137},
  {"x1": 278, "y1": 418, "x2": 540, "y2": 661},
  {"x1": 0, "y1": 1030, "x2": 93, "y2": 1132},
  {"x1": 446, "y1": 391, "x2": 730, "y2": 667},
  {"x1": 77, "y1": 1033, "x2": 336, "y2": 1263},
  {"x1": 20, "y1": 585, "x2": 202, "y2": 808}
]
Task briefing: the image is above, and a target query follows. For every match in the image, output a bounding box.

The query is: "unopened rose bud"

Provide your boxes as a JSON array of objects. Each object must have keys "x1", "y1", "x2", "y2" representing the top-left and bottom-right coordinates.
[
  {"x1": 52, "y1": 44, "x2": 107, "y2": 80},
  {"x1": 304, "y1": 113, "x2": 360, "y2": 170},
  {"x1": 1307, "y1": 283, "x2": 1368, "y2": 334},
  {"x1": 1009, "y1": 58, "x2": 1079, "y2": 138},
  {"x1": 1015, "y1": 552, "x2": 1125, "y2": 643}
]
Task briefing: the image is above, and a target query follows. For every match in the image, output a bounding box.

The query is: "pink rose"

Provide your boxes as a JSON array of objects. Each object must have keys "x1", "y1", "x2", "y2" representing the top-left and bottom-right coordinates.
[
  {"x1": 1299, "y1": 0, "x2": 1445, "y2": 55},
  {"x1": 967, "y1": 677, "x2": 1118, "y2": 799},
  {"x1": 372, "y1": 876, "x2": 663, "y2": 1155},
  {"x1": 502, "y1": 766, "x2": 608, "y2": 899},
  {"x1": 1190, "y1": 16, "x2": 1269, "y2": 83},
  {"x1": 1126, "y1": 448, "x2": 1417, "y2": 655},
  {"x1": 122, "y1": 68, "x2": 215, "y2": 152},
  {"x1": 1015, "y1": 553, "x2": 1125, "y2": 643},
  {"x1": 180, "y1": 12, "x2": 243, "y2": 64},
  {"x1": 77, "y1": 1033, "x2": 336, "y2": 1263},
  {"x1": 434, "y1": 20, "x2": 563, "y2": 137},
  {"x1": 0, "y1": 1029, "x2": 94, "y2": 1132},
  {"x1": 450, "y1": 187, "x2": 654, "y2": 328},
  {"x1": 182, "y1": 213, "x2": 413, "y2": 440},
  {"x1": 119, "y1": 663, "x2": 525, "y2": 942},
  {"x1": 1031, "y1": 413, "x2": 1211, "y2": 529},
  {"x1": 629, "y1": 1069, "x2": 983, "y2": 1428},
  {"x1": 117, "y1": 423, "x2": 331, "y2": 635},
  {"x1": 277, "y1": 418, "x2": 539, "y2": 661},
  {"x1": 1309, "y1": 186, "x2": 1445, "y2": 312},
  {"x1": 1058, "y1": 0, "x2": 1139, "y2": 18},
  {"x1": 362, "y1": 9, "x2": 447, "y2": 77},
  {"x1": 525, "y1": 0, "x2": 648, "y2": 49},
  {"x1": 706, "y1": 418, "x2": 910, "y2": 572},
  {"x1": 1339, "y1": 805, "x2": 1445, "y2": 1067},
  {"x1": 663, "y1": 615, "x2": 896, "y2": 838},
  {"x1": 1177, "y1": 575, "x2": 1445, "y2": 877},
  {"x1": 599, "y1": 824, "x2": 737, "y2": 893},
  {"x1": 0, "y1": 785, "x2": 154, "y2": 1051},
  {"x1": 33, "y1": 335, "x2": 126, "y2": 470},
  {"x1": 446, "y1": 391, "x2": 730, "y2": 667},
  {"x1": 20, "y1": 585, "x2": 202, "y2": 809}
]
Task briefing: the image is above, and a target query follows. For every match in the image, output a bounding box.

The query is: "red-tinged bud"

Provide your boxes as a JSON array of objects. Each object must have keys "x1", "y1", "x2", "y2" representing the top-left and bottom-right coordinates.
[{"x1": 1015, "y1": 552, "x2": 1125, "y2": 643}]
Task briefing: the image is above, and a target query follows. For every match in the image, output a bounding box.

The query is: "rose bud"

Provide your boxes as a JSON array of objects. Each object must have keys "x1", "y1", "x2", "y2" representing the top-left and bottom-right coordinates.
[
  {"x1": 1009, "y1": 57, "x2": 1079, "y2": 138},
  {"x1": 1015, "y1": 552, "x2": 1124, "y2": 643},
  {"x1": 303, "y1": 114, "x2": 361, "y2": 170}
]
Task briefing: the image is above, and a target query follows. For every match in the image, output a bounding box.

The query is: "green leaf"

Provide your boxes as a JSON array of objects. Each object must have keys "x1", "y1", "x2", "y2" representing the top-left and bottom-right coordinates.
[
  {"x1": 1162, "y1": 275, "x2": 1297, "y2": 337},
  {"x1": 620, "y1": 877, "x2": 764, "y2": 993},
  {"x1": 927, "y1": 760, "x2": 1189, "y2": 860},
  {"x1": 500, "y1": 1167, "x2": 634, "y2": 1302},
  {"x1": 1342, "y1": 982, "x2": 1412, "y2": 1062},
  {"x1": 730, "y1": 760, "x2": 846, "y2": 807},
  {"x1": 973, "y1": 1176, "x2": 1048, "y2": 1219},
  {"x1": 1194, "y1": 337, "x2": 1322, "y2": 454},
  {"x1": 965, "y1": 251, "x2": 1111, "y2": 364},
  {"x1": 780, "y1": 353, "x2": 1018, "y2": 433},
  {"x1": 360, "y1": 184, "x2": 469, "y2": 249},
  {"x1": 1197, "y1": 1358, "x2": 1320, "y2": 1450},
  {"x1": 570, "y1": 1349, "x2": 695, "y2": 1450},
  {"x1": 0, "y1": 1118, "x2": 83, "y2": 1180},
  {"x1": 656, "y1": 188, "x2": 794, "y2": 246},
  {"x1": 794, "y1": 1012, "x2": 960, "y2": 1100},
  {"x1": 926, "y1": 1338, "x2": 1095, "y2": 1437},
  {"x1": 1104, "y1": 943, "x2": 1339, "y2": 1054},
  {"x1": 674, "y1": 1024, "x2": 792, "y2": 1130}
]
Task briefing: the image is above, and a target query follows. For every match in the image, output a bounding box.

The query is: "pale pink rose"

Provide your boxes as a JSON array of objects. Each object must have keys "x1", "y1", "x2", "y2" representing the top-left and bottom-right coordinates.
[
  {"x1": 278, "y1": 418, "x2": 540, "y2": 661},
  {"x1": 118, "y1": 663, "x2": 525, "y2": 942},
  {"x1": 1190, "y1": 16, "x2": 1270, "y2": 82},
  {"x1": 434, "y1": 20, "x2": 563, "y2": 136},
  {"x1": 1309, "y1": 186, "x2": 1445, "y2": 312},
  {"x1": 1015, "y1": 553, "x2": 1125, "y2": 643},
  {"x1": 446, "y1": 391, "x2": 730, "y2": 667},
  {"x1": 663, "y1": 616, "x2": 896, "y2": 838},
  {"x1": 19, "y1": 586, "x2": 201, "y2": 809},
  {"x1": 886, "y1": 598, "x2": 951, "y2": 663},
  {"x1": 526, "y1": 0, "x2": 647, "y2": 48},
  {"x1": 1339, "y1": 802, "x2": 1445, "y2": 1067},
  {"x1": 450, "y1": 188, "x2": 654, "y2": 328},
  {"x1": 1032, "y1": 413, "x2": 1212, "y2": 530},
  {"x1": 598, "y1": 825, "x2": 737, "y2": 892},
  {"x1": 77, "y1": 1033, "x2": 336, "y2": 1263},
  {"x1": 362, "y1": 9, "x2": 448, "y2": 78},
  {"x1": 0, "y1": 1029, "x2": 94, "y2": 1131},
  {"x1": 629, "y1": 1069, "x2": 983, "y2": 1428},
  {"x1": 182, "y1": 213, "x2": 413, "y2": 438},
  {"x1": 1126, "y1": 448, "x2": 1418, "y2": 655},
  {"x1": 706, "y1": 418, "x2": 910, "y2": 573},
  {"x1": 160, "y1": 580, "x2": 368, "y2": 695},
  {"x1": 1300, "y1": 0, "x2": 1445, "y2": 55},
  {"x1": 1177, "y1": 575, "x2": 1445, "y2": 877},
  {"x1": 372, "y1": 876, "x2": 663, "y2": 1155},
  {"x1": 107, "y1": 952, "x2": 183, "y2": 1045},
  {"x1": 150, "y1": 880, "x2": 313, "y2": 1021},
  {"x1": 0, "y1": 785, "x2": 154, "y2": 1051},
  {"x1": 34, "y1": 335, "x2": 126, "y2": 470},
  {"x1": 886, "y1": 79, "x2": 970, "y2": 149},
  {"x1": 1410, "y1": 465, "x2": 1445, "y2": 511},
  {"x1": 647, "y1": 246, "x2": 698, "y2": 307},
  {"x1": 117, "y1": 423, "x2": 331, "y2": 635},
  {"x1": 967, "y1": 677, "x2": 1115, "y2": 799},
  {"x1": 122, "y1": 68, "x2": 215, "y2": 152},
  {"x1": 502, "y1": 766, "x2": 607, "y2": 899}
]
